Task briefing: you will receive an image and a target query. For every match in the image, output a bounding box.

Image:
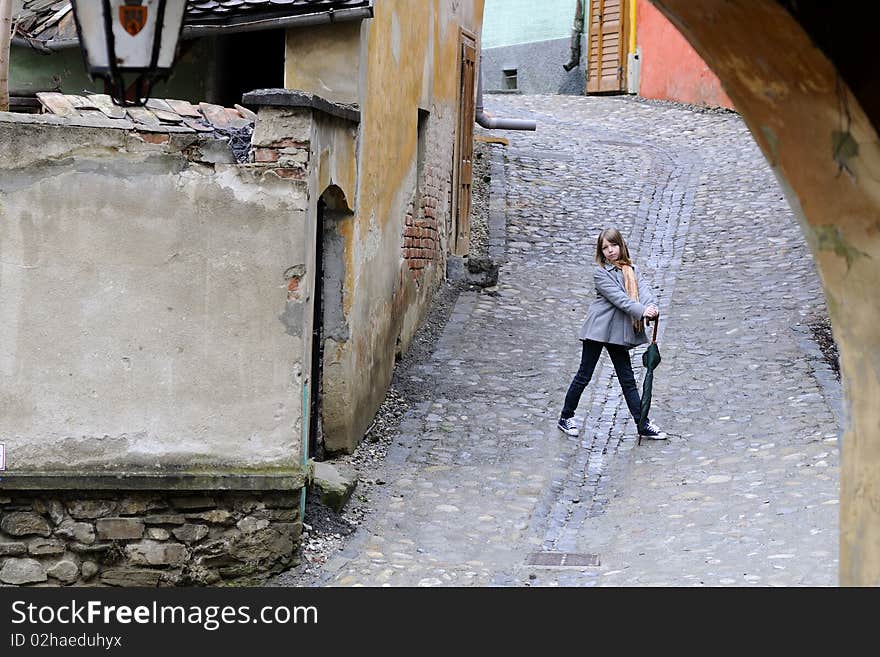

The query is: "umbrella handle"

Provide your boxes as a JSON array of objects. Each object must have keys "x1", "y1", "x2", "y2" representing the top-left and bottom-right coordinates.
[{"x1": 647, "y1": 315, "x2": 659, "y2": 343}]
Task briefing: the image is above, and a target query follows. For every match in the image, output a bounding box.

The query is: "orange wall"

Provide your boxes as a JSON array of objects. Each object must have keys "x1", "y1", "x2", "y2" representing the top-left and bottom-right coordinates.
[{"x1": 637, "y1": 0, "x2": 734, "y2": 109}]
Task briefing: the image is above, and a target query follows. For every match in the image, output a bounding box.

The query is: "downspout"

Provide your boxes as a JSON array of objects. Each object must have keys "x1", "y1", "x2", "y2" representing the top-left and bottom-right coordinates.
[
  {"x1": 475, "y1": 70, "x2": 536, "y2": 131},
  {"x1": 301, "y1": 383, "x2": 309, "y2": 522},
  {"x1": 629, "y1": 0, "x2": 638, "y2": 55},
  {"x1": 562, "y1": 0, "x2": 584, "y2": 72}
]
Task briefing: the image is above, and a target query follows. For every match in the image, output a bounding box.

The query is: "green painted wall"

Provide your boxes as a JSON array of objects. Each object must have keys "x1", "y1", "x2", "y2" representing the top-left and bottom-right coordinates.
[
  {"x1": 482, "y1": 0, "x2": 580, "y2": 48},
  {"x1": 9, "y1": 39, "x2": 217, "y2": 103}
]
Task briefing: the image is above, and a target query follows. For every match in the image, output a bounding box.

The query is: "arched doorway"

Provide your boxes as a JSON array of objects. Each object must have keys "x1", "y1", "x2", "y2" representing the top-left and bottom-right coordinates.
[{"x1": 310, "y1": 185, "x2": 353, "y2": 460}]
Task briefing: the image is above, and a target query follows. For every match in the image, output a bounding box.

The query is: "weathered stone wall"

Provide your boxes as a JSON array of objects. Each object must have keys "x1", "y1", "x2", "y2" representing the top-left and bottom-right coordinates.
[
  {"x1": 0, "y1": 491, "x2": 301, "y2": 586},
  {"x1": 0, "y1": 109, "x2": 316, "y2": 585}
]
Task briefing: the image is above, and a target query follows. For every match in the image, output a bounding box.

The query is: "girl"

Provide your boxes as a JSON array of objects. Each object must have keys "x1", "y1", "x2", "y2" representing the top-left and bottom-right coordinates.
[{"x1": 558, "y1": 228, "x2": 666, "y2": 440}]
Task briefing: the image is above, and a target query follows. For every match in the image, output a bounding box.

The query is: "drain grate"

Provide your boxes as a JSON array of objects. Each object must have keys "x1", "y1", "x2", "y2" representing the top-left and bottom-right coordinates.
[{"x1": 526, "y1": 552, "x2": 600, "y2": 567}]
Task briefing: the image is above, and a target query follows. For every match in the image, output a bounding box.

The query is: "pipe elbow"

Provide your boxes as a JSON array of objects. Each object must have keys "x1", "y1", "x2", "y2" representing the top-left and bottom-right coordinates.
[{"x1": 476, "y1": 111, "x2": 536, "y2": 131}]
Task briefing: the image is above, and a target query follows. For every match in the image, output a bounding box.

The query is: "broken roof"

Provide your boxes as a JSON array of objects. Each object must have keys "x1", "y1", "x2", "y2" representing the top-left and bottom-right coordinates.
[
  {"x1": 11, "y1": 91, "x2": 259, "y2": 161},
  {"x1": 14, "y1": 0, "x2": 373, "y2": 49},
  {"x1": 32, "y1": 91, "x2": 255, "y2": 133}
]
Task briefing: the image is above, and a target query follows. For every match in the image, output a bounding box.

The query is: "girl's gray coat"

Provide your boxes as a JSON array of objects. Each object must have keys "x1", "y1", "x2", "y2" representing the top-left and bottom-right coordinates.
[{"x1": 579, "y1": 263, "x2": 657, "y2": 348}]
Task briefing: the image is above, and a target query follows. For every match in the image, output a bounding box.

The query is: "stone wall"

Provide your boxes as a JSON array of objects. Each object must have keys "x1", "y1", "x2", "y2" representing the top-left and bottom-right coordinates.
[{"x1": 0, "y1": 490, "x2": 302, "y2": 586}]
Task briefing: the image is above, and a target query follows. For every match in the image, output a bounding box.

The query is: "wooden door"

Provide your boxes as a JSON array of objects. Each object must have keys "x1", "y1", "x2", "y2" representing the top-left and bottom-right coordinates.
[
  {"x1": 453, "y1": 31, "x2": 476, "y2": 256},
  {"x1": 587, "y1": 0, "x2": 626, "y2": 93}
]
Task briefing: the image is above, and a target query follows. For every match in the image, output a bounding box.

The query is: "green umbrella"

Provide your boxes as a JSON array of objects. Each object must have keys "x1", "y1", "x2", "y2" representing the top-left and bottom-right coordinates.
[{"x1": 638, "y1": 317, "x2": 662, "y2": 446}]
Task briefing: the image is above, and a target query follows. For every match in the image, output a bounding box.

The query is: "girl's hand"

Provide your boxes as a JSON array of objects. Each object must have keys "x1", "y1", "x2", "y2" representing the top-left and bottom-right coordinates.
[{"x1": 643, "y1": 305, "x2": 659, "y2": 319}]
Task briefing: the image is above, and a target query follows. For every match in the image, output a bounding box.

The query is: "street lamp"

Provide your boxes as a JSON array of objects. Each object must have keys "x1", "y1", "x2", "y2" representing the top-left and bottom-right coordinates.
[{"x1": 69, "y1": 0, "x2": 187, "y2": 106}]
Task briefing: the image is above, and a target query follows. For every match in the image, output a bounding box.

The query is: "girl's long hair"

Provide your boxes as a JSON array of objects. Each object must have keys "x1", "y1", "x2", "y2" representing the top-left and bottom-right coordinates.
[{"x1": 595, "y1": 228, "x2": 632, "y2": 266}]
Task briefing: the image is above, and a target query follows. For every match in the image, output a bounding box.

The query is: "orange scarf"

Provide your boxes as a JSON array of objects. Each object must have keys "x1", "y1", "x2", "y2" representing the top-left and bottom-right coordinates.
[{"x1": 615, "y1": 261, "x2": 644, "y2": 334}]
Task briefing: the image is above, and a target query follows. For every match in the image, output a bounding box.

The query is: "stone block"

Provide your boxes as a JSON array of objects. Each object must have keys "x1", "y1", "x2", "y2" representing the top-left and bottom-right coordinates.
[
  {"x1": 0, "y1": 542, "x2": 28, "y2": 556},
  {"x1": 144, "y1": 514, "x2": 186, "y2": 525},
  {"x1": 172, "y1": 524, "x2": 209, "y2": 544},
  {"x1": 269, "y1": 509, "x2": 298, "y2": 522},
  {"x1": 96, "y1": 518, "x2": 145, "y2": 541},
  {"x1": 445, "y1": 255, "x2": 467, "y2": 282},
  {"x1": 236, "y1": 516, "x2": 270, "y2": 534},
  {"x1": 117, "y1": 497, "x2": 165, "y2": 516},
  {"x1": 68, "y1": 542, "x2": 114, "y2": 555},
  {"x1": 160, "y1": 568, "x2": 184, "y2": 586},
  {"x1": 1, "y1": 512, "x2": 51, "y2": 537},
  {"x1": 67, "y1": 500, "x2": 116, "y2": 520},
  {"x1": 191, "y1": 538, "x2": 230, "y2": 557},
  {"x1": 81, "y1": 561, "x2": 99, "y2": 581},
  {"x1": 47, "y1": 560, "x2": 79, "y2": 584},
  {"x1": 275, "y1": 521, "x2": 304, "y2": 543},
  {"x1": 0, "y1": 558, "x2": 47, "y2": 584},
  {"x1": 251, "y1": 108, "x2": 311, "y2": 147},
  {"x1": 218, "y1": 563, "x2": 261, "y2": 579},
  {"x1": 101, "y1": 568, "x2": 161, "y2": 587},
  {"x1": 185, "y1": 565, "x2": 221, "y2": 585},
  {"x1": 33, "y1": 500, "x2": 66, "y2": 526},
  {"x1": 147, "y1": 528, "x2": 170, "y2": 540},
  {"x1": 54, "y1": 520, "x2": 96, "y2": 545},
  {"x1": 126, "y1": 540, "x2": 187, "y2": 566},
  {"x1": 313, "y1": 462, "x2": 358, "y2": 513},
  {"x1": 185, "y1": 510, "x2": 234, "y2": 525},
  {"x1": 229, "y1": 527, "x2": 293, "y2": 565},
  {"x1": 28, "y1": 538, "x2": 66, "y2": 555}
]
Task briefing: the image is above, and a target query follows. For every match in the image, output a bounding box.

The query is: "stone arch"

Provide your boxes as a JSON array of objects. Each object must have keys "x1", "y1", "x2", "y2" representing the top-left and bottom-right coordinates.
[{"x1": 648, "y1": 0, "x2": 880, "y2": 585}]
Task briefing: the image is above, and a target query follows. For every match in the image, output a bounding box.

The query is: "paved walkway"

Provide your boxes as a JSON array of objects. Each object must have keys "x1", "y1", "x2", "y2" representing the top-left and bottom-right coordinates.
[{"x1": 306, "y1": 95, "x2": 841, "y2": 586}]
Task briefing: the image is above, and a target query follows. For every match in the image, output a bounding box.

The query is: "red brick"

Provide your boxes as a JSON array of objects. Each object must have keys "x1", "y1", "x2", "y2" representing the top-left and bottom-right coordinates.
[
  {"x1": 253, "y1": 148, "x2": 280, "y2": 163},
  {"x1": 266, "y1": 138, "x2": 309, "y2": 149},
  {"x1": 272, "y1": 167, "x2": 306, "y2": 179}
]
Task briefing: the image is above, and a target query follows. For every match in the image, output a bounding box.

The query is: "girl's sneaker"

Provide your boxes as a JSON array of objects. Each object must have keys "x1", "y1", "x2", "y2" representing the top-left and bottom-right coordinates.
[
  {"x1": 557, "y1": 417, "x2": 579, "y2": 436},
  {"x1": 638, "y1": 421, "x2": 667, "y2": 440}
]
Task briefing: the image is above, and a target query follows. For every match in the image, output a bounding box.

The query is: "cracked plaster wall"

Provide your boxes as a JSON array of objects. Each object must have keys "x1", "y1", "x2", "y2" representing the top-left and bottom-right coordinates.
[{"x1": 0, "y1": 119, "x2": 308, "y2": 472}]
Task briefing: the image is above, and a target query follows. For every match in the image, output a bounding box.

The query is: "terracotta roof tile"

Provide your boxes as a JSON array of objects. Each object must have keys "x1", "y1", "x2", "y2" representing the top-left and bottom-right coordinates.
[
  {"x1": 34, "y1": 92, "x2": 255, "y2": 134},
  {"x1": 14, "y1": 0, "x2": 373, "y2": 43}
]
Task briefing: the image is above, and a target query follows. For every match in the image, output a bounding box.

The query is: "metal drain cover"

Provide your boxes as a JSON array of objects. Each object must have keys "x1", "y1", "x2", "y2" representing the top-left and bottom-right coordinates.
[{"x1": 526, "y1": 552, "x2": 600, "y2": 567}]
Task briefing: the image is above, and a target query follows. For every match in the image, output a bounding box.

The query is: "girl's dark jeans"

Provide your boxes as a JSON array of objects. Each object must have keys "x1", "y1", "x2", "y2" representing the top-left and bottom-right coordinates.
[{"x1": 561, "y1": 339, "x2": 644, "y2": 425}]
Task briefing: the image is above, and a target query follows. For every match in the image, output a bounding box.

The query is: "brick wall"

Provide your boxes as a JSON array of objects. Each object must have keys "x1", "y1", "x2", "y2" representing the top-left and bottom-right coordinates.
[{"x1": 402, "y1": 113, "x2": 456, "y2": 284}]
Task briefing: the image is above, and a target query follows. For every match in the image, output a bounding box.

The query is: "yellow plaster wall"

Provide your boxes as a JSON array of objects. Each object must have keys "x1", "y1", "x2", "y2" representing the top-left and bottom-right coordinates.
[
  {"x1": 283, "y1": 0, "x2": 485, "y2": 453},
  {"x1": 652, "y1": 0, "x2": 880, "y2": 586},
  {"x1": 285, "y1": 21, "x2": 362, "y2": 105}
]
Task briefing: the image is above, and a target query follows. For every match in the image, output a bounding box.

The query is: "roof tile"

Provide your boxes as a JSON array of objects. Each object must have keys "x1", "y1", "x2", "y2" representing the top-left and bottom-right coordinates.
[
  {"x1": 32, "y1": 92, "x2": 255, "y2": 135},
  {"x1": 15, "y1": 0, "x2": 373, "y2": 41}
]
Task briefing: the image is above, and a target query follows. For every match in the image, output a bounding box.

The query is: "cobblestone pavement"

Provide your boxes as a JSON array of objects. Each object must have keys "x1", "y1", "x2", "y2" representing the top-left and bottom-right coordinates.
[{"x1": 294, "y1": 95, "x2": 842, "y2": 587}]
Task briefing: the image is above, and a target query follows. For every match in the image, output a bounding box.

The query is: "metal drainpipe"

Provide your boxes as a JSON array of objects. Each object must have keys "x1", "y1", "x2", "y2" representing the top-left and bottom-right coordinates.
[
  {"x1": 563, "y1": 0, "x2": 584, "y2": 72},
  {"x1": 301, "y1": 382, "x2": 309, "y2": 522},
  {"x1": 475, "y1": 70, "x2": 536, "y2": 131}
]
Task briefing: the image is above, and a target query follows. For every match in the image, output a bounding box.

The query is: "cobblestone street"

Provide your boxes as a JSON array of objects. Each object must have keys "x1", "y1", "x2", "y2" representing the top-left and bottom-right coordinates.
[{"x1": 275, "y1": 94, "x2": 842, "y2": 587}]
